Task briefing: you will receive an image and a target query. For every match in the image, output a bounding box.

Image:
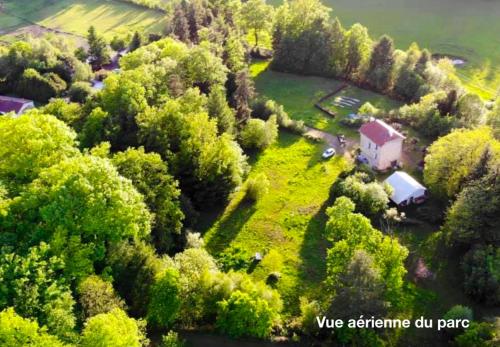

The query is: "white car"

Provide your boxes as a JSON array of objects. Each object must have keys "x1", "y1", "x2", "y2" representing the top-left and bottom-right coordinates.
[{"x1": 322, "y1": 148, "x2": 336, "y2": 159}]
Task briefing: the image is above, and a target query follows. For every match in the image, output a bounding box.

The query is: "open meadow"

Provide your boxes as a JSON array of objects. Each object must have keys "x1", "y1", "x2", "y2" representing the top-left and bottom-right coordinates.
[
  {"x1": 0, "y1": 0, "x2": 167, "y2": 42},
  {"x1": 204, "y1": 131, "x2": 349, "y2": 313},
  {"x1": 269, "y1": 0, "x2": 500, "y2": 98}
]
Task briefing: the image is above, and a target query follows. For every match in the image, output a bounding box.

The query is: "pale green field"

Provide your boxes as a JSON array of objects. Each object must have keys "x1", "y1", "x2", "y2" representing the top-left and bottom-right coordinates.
[
  {"x1": 269, "y1": 0, "x2": 500, "y2": 98},
  {"x1": 0, "y1": 0, "x2": 167, "y2": 40}
]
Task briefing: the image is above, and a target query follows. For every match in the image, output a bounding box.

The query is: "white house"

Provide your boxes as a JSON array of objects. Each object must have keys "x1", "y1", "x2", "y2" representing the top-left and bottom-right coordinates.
[
  {"x1": 0, "y1": 95, "x2": 34, "y2": 116},
  {"x1": 384, "y1": 171, "x2": 427, "y2": 206},
  {"x1": 359, "y1": 119, "x2": 405, "y2": 170}
]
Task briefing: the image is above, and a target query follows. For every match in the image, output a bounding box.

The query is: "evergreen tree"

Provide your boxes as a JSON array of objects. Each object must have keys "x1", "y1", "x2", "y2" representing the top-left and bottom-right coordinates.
[
  {"x1": 129, "y1": 32, "x2": 142, "y2": 52},
  {"x1": 366, "y1": 35, "x2": 395, "y2": 91}
]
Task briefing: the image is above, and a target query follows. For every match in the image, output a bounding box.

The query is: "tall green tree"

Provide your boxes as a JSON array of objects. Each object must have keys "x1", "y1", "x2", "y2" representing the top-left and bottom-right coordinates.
[
  {"x1": 113, "y1": 148, "x2": 184, "y2": 253},
  {"x1": 0, "y1": 113, "x2": 78, "y2": 192},
  {"x1": 344, "y1": 23, "x2": 371, "y2": 79},
  {"x1": 2, "y1": 155, "x2": 151, "y2": 280},
  {"x1": 87, "y1": 26, "x2": 110, "y2": 66},
  {"x1": 365, "y1": 35, "x2": 395, "y2": 91},
  {"x1": 240, "y1": 0, "x2": 274, "y2": 49},
  {"x1": 81, "y1": 308, "x2": 147, "y2": 347}
]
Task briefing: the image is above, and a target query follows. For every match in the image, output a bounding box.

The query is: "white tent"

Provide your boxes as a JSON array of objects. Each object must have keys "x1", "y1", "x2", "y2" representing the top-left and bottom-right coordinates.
[{"x1": 384, "y1": 171, "x2": 427, "y2": 206}]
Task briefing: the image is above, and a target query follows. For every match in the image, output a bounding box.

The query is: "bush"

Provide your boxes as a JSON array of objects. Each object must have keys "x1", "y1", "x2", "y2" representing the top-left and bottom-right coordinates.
[
  {"x1": 218, "y1": 246, "x2": 251, "y2": 271},
  {"x1": 240, "y1": 116, "x2": 278, "y2": 150},
  {"x1": 161, "y1": 331, "x2": 185, "y2": 347},
  {"x1": 244, "y1": 173, "x2": 270, "y2": 201},
  {"x1": 252, "y1": 99, "x2": 306, "y2": 134},
  {"x1": 443, "y1": 305, "x2": 473, "y2": 336},
  {"x1": 68, "y1": 82, "x2": 92, "y2": 103},
  {"x1": 454, "y1": 322, "x2": 496, "y2": 347}
]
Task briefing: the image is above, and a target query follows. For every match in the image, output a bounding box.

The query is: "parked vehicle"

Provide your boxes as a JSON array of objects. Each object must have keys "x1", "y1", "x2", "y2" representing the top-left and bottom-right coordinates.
[{"x1": 322, "y1": 148, "x2": 336, "y2": 159}]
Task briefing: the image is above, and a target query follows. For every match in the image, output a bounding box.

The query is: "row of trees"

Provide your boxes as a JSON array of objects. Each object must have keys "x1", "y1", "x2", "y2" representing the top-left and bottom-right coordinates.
[{"x1": 424, "y1": 127, "x2": 500, "y2": 305}]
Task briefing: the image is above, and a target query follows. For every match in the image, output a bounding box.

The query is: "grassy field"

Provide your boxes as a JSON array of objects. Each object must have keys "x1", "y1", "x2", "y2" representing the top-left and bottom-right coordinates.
[
  {"x1": 204, "y1": 131, "x2": 349, "y2": 312},
  {"x1": 269, "y1": 0, "x2": 500, "y2": 99},
  {"x1": 0, "y1": 0, "x2": 167, "y2": 41},
  {"x1": 252, "y1": 61, "x2": 402, "y2": 136}
]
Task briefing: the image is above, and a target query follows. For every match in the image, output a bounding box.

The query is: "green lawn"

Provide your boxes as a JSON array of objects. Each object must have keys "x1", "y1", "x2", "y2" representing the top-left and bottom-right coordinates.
[
  {"x1": 0, "y1": 0, "x2": 167, "y2": 41},
  {"x1": 204, "y1": 132, "x2": 349, "y2": 313},
  {"x1": 252, "y1": 61, "x2": 401, "y2": 137},
  {"x1": 269, "y1": 0, "x2": 500, "y2": 99}
]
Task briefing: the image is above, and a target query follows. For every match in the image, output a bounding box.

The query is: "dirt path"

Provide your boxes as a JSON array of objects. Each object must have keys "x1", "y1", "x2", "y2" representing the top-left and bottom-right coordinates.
[{"x1": 304, "y1": 126, "x2": 356, "y2": 160}]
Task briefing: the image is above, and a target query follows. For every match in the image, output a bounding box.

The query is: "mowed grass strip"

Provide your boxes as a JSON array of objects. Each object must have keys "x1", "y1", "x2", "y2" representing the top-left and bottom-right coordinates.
[
  {"x1": 1, "y1": 0, "x2": 167, "y2": 39},
  {"x1": 205, "y1": 131, "x2": 349, "y2": 312}
]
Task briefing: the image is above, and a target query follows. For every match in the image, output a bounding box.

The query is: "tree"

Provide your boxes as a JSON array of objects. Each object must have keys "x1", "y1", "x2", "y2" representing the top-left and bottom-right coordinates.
[
  {"x1": 172, "y1": 5, "x2": 190, "y2": 43},
  {"x1": 462, "y1": 245, "x2": 500, "y2": 305},
  {"x1": 113, "y1": 148, "x2": 184, "y2": 253},
  {"x1": 0, "y1": 113, "x2": 78, "y2": 192},
  {"x1": 207, "y1": 85, "x2": 235, "y2": 134},
  {"x1": 147, "y1": 268, "x2": 181, "y2": 328},
  {"x1": 332, "y1": 173, "x2": 391, "y2": 217},
  {"x1": 129, "y1": 31, "x2": 142, "y2": 52},
  {"x1": 423, "y1": 127, "x2": 498, "y2": 199},
  {"x1": 0, "y1": 244, "x2": 76, "y2": 341},
  {"x1": 454, "y1": 321, "x2": 497, "y2": 347},
  {"x1": 232, "y1": 69, "x2": 255, "y2": 121},
  {"x1": 15, "y1": 68, "x2": 67, "y2": 102},
  {"x1": 96, "y1": 70, "x2": 148, "y2": 149},
  {"x1": 456, "y1": 93, "x2": 486, "y2": 128},
  {"x1": 68, "y1": 81, "x2": 92, "y2": 103},
  {"x1": 329, "y1": 250, "x2": 388, "y2": 320},
  {"x1": 365, "y1": 35, "x2": 395, "y2": 91},
  {"x1": 239, "y1": 115, "x2": 278, "y2": 150},
  {"x1": 0, "y1": 308, "x2": 68, "y2": 347},
  {"x1": 78, "y1": 275, "x2": 126, "y2": 319},
  {"x1": 3, "y1": 155, "x2": 151, "y2": 280},
  {"x1": 324, "y1": 197, "x2": 408, "y2": 307},
  {"x1": 240, "y1": 0, "x2": 274, "y2": 49},
  {"x1": 41, "y1": 98, "x2": 84, "y2": 127},
  {"x1": 344, "y1": 24, "x2": 371, "y2": 78},
  {"x1": 87, "y1": 26, "x2": 110, "y2": 66},
  {"x1": 79, "y1": 107, "x2": 109, "y2": 149},
  {"x1": 81, "y1": 308, "x2": 148, "y2": 347},
  {"x1": 444, "y1": 167, "x2": 500, "y2": 246},
  {"x1": 107, "y1": 241, "x2": 167, "y2": 317},
  {"x1": 216, "y1": 290, "x2": 277, "y2": 338}
]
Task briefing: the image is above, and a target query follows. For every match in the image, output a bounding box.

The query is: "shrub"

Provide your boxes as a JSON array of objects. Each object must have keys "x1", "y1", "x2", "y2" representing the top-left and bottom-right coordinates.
[
  {"x1": 454, "y1": 322, "x2": 496, "y2": 347},
  {"x1": 240, "y1": 115, "x2": 278, "y2": 150},
  {"x1": 161, "y1": 331, "x2": 185, "y2": 347},
  {"x1": 244, "y1": 173, "x2": 270, "y2": 201},
  {"x1": 68, "y1": 82, "x2": 92, "y2": 103},
  {"x1": 15, "y1": 69, "x2": 67, "y2": 102},
  {"x1": 218, "y1": 246, "x2": 252, "y2": 271},
  {"x1": 462, "y1": 245, "x2": 500, "y2": 305}
]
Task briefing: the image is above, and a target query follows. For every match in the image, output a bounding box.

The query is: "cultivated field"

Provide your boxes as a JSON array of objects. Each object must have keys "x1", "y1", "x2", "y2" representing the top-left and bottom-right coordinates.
[
  {"x1": 269, "y1": 0, "x2": 500, "y2": 98},
  {"x1": 0, "y1": 0, "x2": 167, "y2": 42}
]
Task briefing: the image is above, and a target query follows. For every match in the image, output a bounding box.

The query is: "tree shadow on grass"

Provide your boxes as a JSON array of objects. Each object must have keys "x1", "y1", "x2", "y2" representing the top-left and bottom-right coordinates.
[
  {"x1": 298, "y1": 188, "x2": 336, "y2": 286},
  {"x1": 205, "y1": 199, "x2": 257, "y2": 254}
]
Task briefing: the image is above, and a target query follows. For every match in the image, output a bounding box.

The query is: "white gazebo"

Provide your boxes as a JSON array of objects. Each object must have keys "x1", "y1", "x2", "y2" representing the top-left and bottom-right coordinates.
[{"x1": 384, "y1": 171, "x2": 427, "y2": 206}]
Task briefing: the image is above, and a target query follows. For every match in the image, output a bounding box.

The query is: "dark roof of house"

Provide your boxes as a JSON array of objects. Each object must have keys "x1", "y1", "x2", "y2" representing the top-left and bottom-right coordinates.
[
  {"x1": 0, "y1": 96, "x2": 33, "y2": 114},
  {"x1": 359, "y1": 119, "x2": 405, "y2": 146}
]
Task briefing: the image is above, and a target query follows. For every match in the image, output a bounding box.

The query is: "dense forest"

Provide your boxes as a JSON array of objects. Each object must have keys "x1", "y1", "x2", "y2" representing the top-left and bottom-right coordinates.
[{"x1": 0, "y1": 0, "x2": 498, "y2": 346}]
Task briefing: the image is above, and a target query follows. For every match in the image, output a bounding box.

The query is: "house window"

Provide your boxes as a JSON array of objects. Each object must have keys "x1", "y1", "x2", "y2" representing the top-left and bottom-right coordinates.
[
  {"x1": 375, "y1": 153, "x2": 377, "y2": 159},
  {"x1": 375, "y1": 144, "x2": 378, "y2": 150},
  {"x1": 368, "y1": 142, "x2": 371, "y2": 149}
]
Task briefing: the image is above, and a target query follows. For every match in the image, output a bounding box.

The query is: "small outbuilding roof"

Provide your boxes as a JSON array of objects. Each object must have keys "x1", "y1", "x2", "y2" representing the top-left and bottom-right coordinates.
[
  {"x1": 359, "y1": 119, "x2": 405, "y2": 146},
  {"x1": 384, "y1": 171, "x2": 426, "y2": 205},
  {"x1": 0, "y1": 95, "x2": 34, "y2": 114}
]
